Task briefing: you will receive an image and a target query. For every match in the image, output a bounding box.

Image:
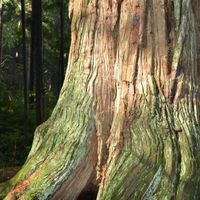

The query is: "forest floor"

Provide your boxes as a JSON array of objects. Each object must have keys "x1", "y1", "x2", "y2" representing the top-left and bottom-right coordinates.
[{"x1": 0, "y1": 166, "x2": 21, "y2": 183}]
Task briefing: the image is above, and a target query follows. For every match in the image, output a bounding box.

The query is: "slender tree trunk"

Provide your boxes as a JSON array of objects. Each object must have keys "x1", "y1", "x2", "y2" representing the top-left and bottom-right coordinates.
[
  {"x1": 29, "y1": 46, "x2": 35, "y2": 104},
  {"x1": 1, "y1": 0, "x2": 200, "y2": 199},
  {"x1": 58, "y1": 0, "x2": 65, "y2": 93},
  {"x1": 29, "y1": 0, "x2": 36, "y2": 106},
  {"x1": 21, "y1": 0, "x2": 29, "y2": 133},
  {"x1": 32, "y1": 0, "x2": 44, "y2": 125},
  {"x1": 29, "y1": 16, "x2": 35, "y2": 106},
  {"x1": 0, "y1": 2, "x2": 4, "y2": 65}
]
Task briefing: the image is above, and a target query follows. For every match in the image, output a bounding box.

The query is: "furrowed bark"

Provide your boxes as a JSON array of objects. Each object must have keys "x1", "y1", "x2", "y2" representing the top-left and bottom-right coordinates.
[
  {"x1": 0, "y1": 0, "x2": 200, "y2": 199},
  {"x1": 96, "y1": 1, "x2": 200, "y2": 199}
]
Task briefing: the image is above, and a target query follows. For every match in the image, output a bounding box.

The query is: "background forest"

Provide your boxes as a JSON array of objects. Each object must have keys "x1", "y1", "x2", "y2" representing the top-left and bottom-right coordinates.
[{"x1": 0, "y1": 0, "x2": 70, "y2": 169}]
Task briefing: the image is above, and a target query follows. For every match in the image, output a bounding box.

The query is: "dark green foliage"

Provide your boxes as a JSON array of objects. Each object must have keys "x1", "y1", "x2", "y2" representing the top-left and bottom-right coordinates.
[
  {"x1": 0, "y1": 82, "x2": 57, "y2": 168},
  {"x1": 0, "y1": 0, "x2": 70, "y2": 168},
  {"x1": 0, "y1": 82, "x2": 34, "y2": 167}
]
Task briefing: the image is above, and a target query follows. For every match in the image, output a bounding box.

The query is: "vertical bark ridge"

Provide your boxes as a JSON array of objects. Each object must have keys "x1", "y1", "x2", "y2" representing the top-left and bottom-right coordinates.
[{"x1": 93, "y1": 0, "x2": 117, "y2": 179}]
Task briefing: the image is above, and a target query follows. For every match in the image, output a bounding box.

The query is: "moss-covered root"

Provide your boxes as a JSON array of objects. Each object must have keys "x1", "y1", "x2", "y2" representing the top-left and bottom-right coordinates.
[
  {"x1": 96, "y1": 114, "x2": 200, "y2": 200},
  {"x1": 0, "y1": 81, "x2": 97, "y2": 199},
  {"x1": 0, "y1": 131, "x2": 97, "y2": 200}
]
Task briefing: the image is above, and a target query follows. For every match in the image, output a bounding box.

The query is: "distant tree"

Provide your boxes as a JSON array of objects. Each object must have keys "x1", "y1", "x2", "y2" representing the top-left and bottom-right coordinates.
[
  {"x1": 0, "y1": 1, "x2": 4, "y2": 64},
  {"x1": 20, "y1": 0, "x2": 29, "y2": 133},
  {"x1": 31, "y1": 0, "x2": 44, "y2": 125},
  {"x1": 29, "y1": 0, "x2": 35, "y2": 105},
  {"x1": 58, "y1": 0, "x2": 64, "y2": 93}
]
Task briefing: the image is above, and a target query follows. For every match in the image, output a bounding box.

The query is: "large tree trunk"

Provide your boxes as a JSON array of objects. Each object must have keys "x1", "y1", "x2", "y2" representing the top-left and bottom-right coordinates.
[{"x1": 0, "y1": 0, "x2": 200, "y2": 199}]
